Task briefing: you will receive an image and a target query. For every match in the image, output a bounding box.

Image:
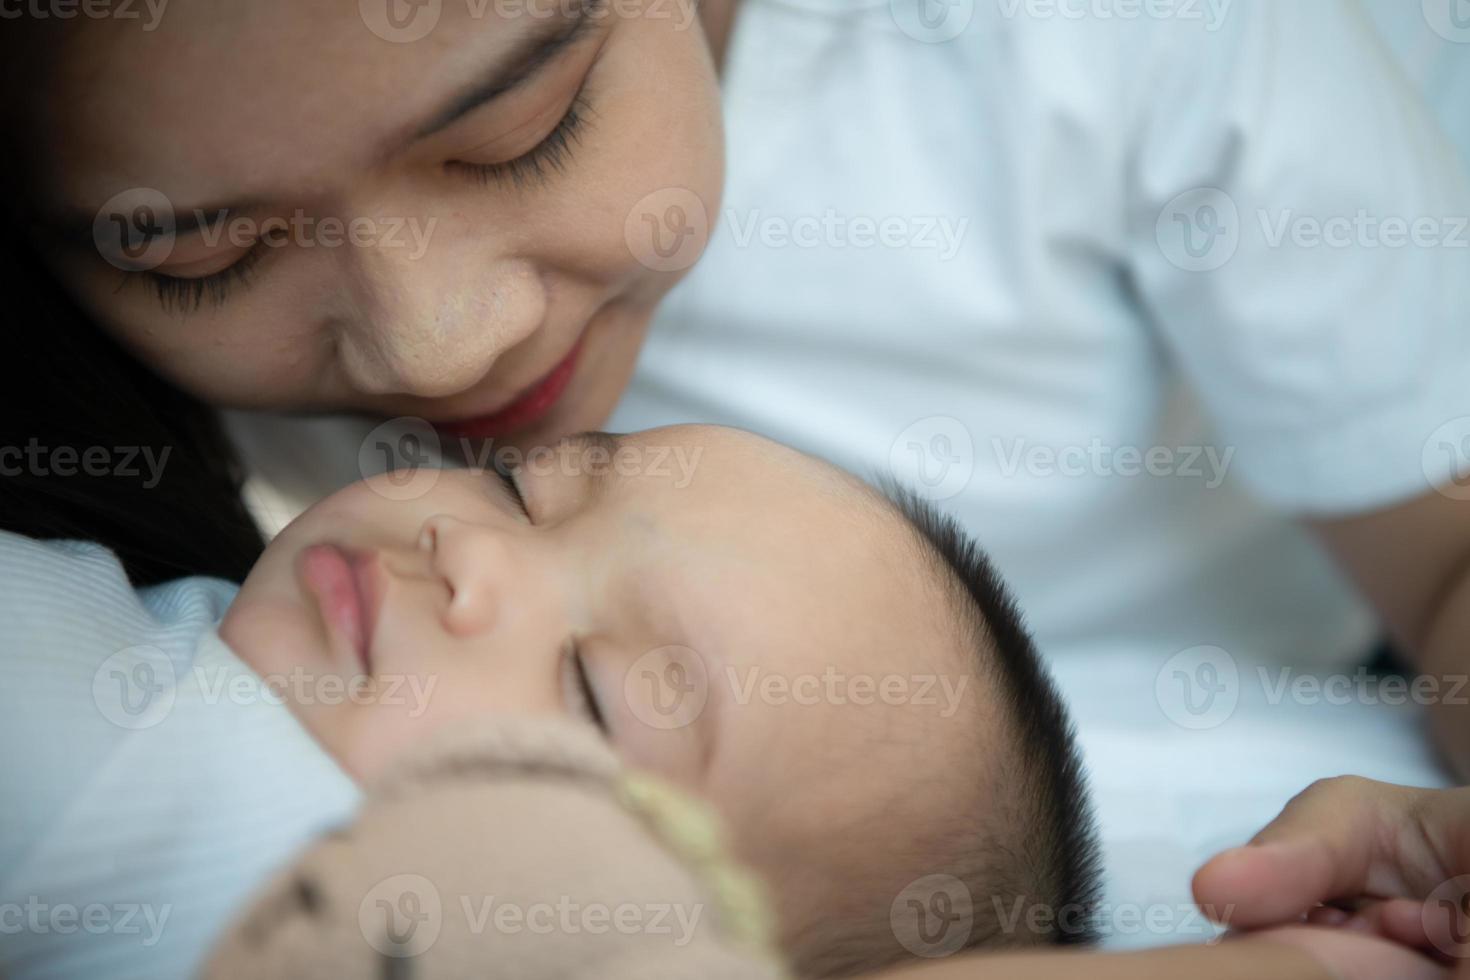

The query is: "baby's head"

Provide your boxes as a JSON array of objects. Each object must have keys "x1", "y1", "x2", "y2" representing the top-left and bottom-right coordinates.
[{"x1": 222, "y1": 424, "x2": 1100, "y2": 974}]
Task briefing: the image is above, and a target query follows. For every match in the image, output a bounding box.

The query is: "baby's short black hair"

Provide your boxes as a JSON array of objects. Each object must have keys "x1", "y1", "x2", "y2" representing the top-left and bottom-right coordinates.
[{"x1": 787, "y1": 482, "x2": 1104, "y2": 978}]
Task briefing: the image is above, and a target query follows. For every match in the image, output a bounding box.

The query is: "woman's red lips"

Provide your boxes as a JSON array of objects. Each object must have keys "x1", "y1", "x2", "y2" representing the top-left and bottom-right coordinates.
[
  {"x1": 298, "y1": 543, "x2": 380, "y2": 673},
  {"x1": 434, "y1": 339, "x2": 585, "y2": 441}
]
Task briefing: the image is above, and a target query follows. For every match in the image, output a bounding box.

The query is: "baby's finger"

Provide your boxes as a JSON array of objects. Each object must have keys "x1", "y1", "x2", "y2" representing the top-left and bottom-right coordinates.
[
  {"x1": 1193, "y1": 777, "x2": 1416, "y2": 928},
  {"x1": 1322, "y1": 898, "x2": 1439, "y2": 953}
]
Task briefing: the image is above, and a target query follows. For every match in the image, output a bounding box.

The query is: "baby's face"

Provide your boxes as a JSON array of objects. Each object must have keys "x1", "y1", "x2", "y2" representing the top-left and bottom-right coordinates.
[{"x1": 223, "y1": 424, "x2": 986, "y2": 870}]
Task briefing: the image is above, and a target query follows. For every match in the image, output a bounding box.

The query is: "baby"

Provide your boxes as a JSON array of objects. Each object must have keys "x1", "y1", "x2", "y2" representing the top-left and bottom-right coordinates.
[{"x1": 215, "y1": 424, "x2": 1102, "y2": 976}]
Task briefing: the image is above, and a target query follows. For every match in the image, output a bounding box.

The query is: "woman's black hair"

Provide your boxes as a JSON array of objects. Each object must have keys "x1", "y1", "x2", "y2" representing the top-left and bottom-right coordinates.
[
  {"x1": 0, "y1": 16, "x2": 267, "y2": 586},
  {"x1": 0, "y1": 237, "x2": 266, "y2": 586}
]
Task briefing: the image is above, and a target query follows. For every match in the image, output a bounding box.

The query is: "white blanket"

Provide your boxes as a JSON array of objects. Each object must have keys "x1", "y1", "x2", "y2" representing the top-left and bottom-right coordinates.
[
  {"x1": 1050, "y1": 648, "x2": 1451, "y2": 948},
  {"x1": 0, "y1": 533, "x2": 360, "y2": 980}
]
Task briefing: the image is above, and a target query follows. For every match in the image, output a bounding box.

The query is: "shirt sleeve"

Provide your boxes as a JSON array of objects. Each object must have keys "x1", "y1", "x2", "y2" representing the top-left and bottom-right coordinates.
[{"x1": 1124, "y1": 0, "x2": 1470, "y2": 515}]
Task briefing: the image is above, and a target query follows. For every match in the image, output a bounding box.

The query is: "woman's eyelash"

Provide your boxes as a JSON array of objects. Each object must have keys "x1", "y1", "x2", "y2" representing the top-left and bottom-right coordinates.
[
  {"x1": 449, "y1": 91, "x2": 592, "y2": 190},
  {"x1": 136, "y1": 241, "x2": 268, "y2": 314},
  {"x1": 128, "y1": 91, "x2": 594, "y2": 313}
]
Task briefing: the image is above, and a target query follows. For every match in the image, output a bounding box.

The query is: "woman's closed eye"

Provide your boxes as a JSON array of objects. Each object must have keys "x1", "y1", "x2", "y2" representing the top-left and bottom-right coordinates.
[
  {"x1": 137, "y1": 240, "x2": 270, "y2": 313},
  {"x1": 120, "y1": 87, "x2": 595, "y2": 314},
  {"x1": 446, "y1": 88, "x2": 593, "y2": 190}
]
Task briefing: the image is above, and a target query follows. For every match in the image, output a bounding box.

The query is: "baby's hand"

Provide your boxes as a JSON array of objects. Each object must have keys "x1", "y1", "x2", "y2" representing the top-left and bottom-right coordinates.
[{"x1": 1193, "y1": 776, "x2": 1470, "y2": 967}]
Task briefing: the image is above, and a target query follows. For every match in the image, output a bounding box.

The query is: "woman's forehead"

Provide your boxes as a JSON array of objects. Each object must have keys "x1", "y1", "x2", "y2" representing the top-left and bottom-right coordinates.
[{"x1": 36, "y1": 1, "x2": 577, "y2": 209}]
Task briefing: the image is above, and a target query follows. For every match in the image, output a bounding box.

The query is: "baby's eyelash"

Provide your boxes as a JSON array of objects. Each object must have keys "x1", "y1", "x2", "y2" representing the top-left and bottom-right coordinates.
[
  {"x1": 449, "y1": 91, "x2": 593, "y2": 191},
  {"x1": 492, "y1": 464, "x2": 529, "y2": 518},
  {"x1": 571, "y1": 642, "x2": 608, "y2": 733}
]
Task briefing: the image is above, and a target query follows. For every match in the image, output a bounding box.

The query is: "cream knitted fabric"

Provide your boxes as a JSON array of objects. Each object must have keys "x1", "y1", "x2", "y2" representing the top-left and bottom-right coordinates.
[{"x1": 203, "y1": 716, "x2": 786, "y2": 980}]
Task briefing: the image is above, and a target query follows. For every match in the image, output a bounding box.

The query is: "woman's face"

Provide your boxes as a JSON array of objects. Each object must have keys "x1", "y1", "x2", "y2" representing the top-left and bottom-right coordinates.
[{"x1": 32, "y1": 0, "x2": 723, "y2": 448}]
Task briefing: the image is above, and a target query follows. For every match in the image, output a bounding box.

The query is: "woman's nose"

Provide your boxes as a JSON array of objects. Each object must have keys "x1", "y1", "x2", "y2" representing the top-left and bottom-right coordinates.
[
  {"x1": 335, "y1": 240, "x2": 548, "y2": 399},
  {"x1": 418, "y1": 514, "x2": 511, "y2": 635}
]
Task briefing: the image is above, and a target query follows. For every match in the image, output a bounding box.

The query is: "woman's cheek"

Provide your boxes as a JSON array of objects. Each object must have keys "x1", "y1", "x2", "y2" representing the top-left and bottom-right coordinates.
[{"x1": 524, "y1": 12, "x2": 725, "y2": 289}]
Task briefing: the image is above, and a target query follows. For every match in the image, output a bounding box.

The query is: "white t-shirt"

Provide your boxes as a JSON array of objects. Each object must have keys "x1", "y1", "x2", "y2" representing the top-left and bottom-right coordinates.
[
  {"x1": 610, "y1": 0, "x2": 1470, "y2": 667},
  {"x1": 230, "y1": 0, "x2": 1470, "y2": 669}
]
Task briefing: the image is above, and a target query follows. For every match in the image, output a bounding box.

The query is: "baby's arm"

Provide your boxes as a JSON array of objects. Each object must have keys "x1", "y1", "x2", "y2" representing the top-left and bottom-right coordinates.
[{"x1": 203, "y1": 717, "x2": 783, "y2": 980}]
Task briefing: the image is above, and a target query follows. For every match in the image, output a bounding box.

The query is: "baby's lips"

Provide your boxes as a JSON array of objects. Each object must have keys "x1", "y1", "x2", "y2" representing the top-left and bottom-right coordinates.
[{"x1": 298, "y1": 542, "x2": 373, "y2": 674}]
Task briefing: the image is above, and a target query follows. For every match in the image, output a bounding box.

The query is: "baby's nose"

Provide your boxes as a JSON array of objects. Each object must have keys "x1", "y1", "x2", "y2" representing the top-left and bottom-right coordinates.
[{"x1": 418, "y1": 514, "x2": 510, "y2": 635}]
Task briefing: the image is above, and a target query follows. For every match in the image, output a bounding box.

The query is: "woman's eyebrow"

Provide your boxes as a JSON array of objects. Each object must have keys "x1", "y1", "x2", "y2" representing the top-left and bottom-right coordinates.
[{"x1": 409, "y1": 1, "x2": 602, "y2": 144}]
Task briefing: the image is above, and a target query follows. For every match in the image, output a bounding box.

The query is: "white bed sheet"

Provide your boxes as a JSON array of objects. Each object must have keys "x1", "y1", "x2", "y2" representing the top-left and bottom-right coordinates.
[{"x1": 1048, "y1": 649, "x2": 1452, "y2": 949}]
